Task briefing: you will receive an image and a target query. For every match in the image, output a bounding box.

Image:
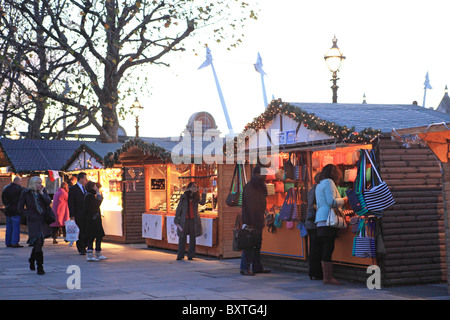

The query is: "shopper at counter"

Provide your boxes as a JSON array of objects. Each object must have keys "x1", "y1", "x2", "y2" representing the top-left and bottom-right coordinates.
[
  {"x1": 174, "y1": 182, "x2": 206, "y2": 260},
  {"x1": 306, "y1": 172, "x2": 323, "y2": 280},
  {"x1": 315, "y1": 164, "x2": 348, "y2": 285},
  {"x1": 240, "y1": 166, "x2": 271, "y2": 276}
]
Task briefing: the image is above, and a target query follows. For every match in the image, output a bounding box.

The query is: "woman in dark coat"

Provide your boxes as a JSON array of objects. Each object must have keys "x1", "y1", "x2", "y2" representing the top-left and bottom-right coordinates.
[
  {"x1": 174, "y1": 182, "x2": 206, "y2": 260},
  {"x1": 84, "y1": 181, "x2": 106, "y2": 262},
  {"x1": 18, "y1": 176, "x2": 54, "y2": 275}
]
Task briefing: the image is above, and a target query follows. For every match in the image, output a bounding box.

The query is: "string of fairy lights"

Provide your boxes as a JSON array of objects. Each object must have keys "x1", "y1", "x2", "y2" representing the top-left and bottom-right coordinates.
[{"x1": 242, "y1": 99, "x2": 381, "y2": 144}]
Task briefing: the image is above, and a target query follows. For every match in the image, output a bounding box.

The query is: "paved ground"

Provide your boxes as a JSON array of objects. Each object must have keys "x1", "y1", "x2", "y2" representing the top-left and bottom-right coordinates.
[{"x1": 0, "y1": 226, "x2": 449, "y2": 302}]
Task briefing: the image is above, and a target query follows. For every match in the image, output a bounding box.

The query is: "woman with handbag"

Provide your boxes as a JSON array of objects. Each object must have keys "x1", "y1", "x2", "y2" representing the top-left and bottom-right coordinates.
[
  {"x1": 18, "y1": 176, "x2": 54, "y2": 275},
  {"x1": 315, "y1": 164, "x2": 348, "y2": 285},
  {"x1": 174, "y1": 182, "x2": 206, "y2": 260}
]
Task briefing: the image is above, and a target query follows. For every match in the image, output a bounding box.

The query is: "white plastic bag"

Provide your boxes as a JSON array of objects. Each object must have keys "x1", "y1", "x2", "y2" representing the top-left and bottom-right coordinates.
[{"x1": 65, "y1": 220, "x2": 79, "y2": 242}]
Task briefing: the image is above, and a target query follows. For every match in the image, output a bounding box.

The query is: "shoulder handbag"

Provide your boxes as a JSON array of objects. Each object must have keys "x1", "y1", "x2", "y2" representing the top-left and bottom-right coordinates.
[
  {"x1": 326, "y1": 207, "x2": 347, "y2": 228},
  {"x1": 44, "y1": 205, "x2": 56, "y2": 224},
  {"x1": 345, "y1": 150, "x2": 369, "y2": 216},
  {"x1": 363, "y1": 149, "x2": 395, "y2": 211}
]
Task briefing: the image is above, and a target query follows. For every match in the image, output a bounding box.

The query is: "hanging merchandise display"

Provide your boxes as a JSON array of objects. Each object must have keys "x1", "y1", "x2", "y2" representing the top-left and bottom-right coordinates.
[
  {"x1": 346, "y1": 150, "x2": 369, "y2": 216},
  {"x1": 226, "y1": 164, "x2": 247, "y2": 207},
  {"x1": 279, "y1": 188, "x2": 297, "y2": 221},
  {"x1": 363, "y1": 149, "x2": 395, "y2": 212},
  {"x1": 266, "y1": 183, "x2": 275, "y2": 195},
  {"x1": 284, "y1": 153, "x2": 295, "y2": 180}
]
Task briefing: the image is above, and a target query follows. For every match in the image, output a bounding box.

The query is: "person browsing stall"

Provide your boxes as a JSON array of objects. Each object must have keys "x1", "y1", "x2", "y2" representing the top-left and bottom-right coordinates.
[
  {"x1": 314, "y1": 164, "x2": 348, "y2": 285},
  {"x1": 174, "y1": 182, "x2": 206, "y2": 261}
]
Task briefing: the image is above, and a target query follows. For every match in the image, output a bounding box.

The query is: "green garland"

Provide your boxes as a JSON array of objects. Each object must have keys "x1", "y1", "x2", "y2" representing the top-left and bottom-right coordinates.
[
  {"x1": 103, "y1": 137, "x2": 171, "y2": 168},
  {"x1": 243, "y1": 98, "x2": 380, "y2": 144}
]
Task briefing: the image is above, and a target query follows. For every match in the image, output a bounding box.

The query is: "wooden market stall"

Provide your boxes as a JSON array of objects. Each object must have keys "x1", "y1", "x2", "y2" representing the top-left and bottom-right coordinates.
[
  {"x1": 391, "y1": 123, "x2": 450, "y2": 291},
  {"x1": 0, "y1": 139, "x2": 85, "y2": 224},
  {"x1": 238, "y1": 99, "x2": 450, "y2": 285},
  {"x1": 104, "y1": 136, "x2": 236, "y2": 256},
  {"x1": 62, "y1": 142, "x2": 128, "y2": 242}
]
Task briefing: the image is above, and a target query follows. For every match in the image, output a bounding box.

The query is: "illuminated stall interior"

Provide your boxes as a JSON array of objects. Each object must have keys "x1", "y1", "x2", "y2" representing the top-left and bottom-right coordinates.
[
  {"x1": 63, "y1": 143, "x2": 125, "y2": 240},
  {"x1": 105, "y1": 136, "x2": 222, "y2": 254},
  {"x1": 241, "y1": 100, "x2": 379, "y2": 269}
]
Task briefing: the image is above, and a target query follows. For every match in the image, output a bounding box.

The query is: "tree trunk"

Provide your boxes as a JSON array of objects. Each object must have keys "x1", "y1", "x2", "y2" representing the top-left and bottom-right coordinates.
[{"x1": 99, "y1": 99, "x2": 119, "y2": 143}]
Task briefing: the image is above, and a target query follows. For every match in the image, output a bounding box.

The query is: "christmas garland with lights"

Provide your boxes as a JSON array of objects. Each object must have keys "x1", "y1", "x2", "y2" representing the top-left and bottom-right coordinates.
[
  {"x1": 104, "y1": 137, "x2": 171, "y2": 168},
  {"x1": 243, "y1": 99, "x2": 381, "y2": 144}
]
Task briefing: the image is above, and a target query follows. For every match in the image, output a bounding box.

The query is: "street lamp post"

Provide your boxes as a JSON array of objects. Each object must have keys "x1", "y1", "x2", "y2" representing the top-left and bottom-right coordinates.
[
  {"x1": 324, "y1": 35, "x2": 346, "y2": 103},
  {"x1": 131, "y1": 97, "x2": 143, "y2": 138}
]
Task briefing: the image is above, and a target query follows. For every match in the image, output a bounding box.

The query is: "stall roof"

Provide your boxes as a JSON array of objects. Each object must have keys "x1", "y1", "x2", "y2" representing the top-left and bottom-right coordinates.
[
  {"x1": 0, "y1": 139, "x2": 83, "y2": 174},
  {"x1": 391, "y1": 122, "x2": 450, "y2": 162},
  {"x1": 62, "y1": 142, "x2": 124, "y2": 171},
  {"x1": 290, "y1": 102, "x2": 450, "y2": 133},
  {"x1": 103, "y1": 137, "x2": 219, "y2": 167}
]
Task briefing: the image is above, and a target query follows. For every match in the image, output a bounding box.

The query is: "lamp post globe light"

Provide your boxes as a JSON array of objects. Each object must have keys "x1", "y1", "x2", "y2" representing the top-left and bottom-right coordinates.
[
  {"x1": 130, "y1": 97, "x2": 143, "y2": 138},
  {"x1": 324, "y1": 35, "x2": 346, "y2": 103},
  {"x1": 10, "y1": 128, "x2": 20, "y2": 140}
]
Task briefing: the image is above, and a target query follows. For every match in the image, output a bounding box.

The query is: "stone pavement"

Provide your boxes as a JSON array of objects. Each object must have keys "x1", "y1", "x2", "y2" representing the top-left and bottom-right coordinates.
[{"x1": 0, "y1": 226, "x2": 449, "y2": 301}]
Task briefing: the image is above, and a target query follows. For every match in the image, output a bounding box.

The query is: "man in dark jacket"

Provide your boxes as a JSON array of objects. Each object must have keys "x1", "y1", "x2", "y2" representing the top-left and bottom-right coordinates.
[
  {"x1": 2, "y1": 176, "x2": 24, "y2": 247},
  {"x1": 68, "y1": 172, "x2": 88, "y2": 255},
  {"x1": 240, "y1": 166, "x2": 271, "y2": 276}
]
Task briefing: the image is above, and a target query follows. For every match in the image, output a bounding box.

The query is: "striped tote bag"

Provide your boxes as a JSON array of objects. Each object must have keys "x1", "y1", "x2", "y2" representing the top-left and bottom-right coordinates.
[
  {"x1": 363, "y1": 150, "x2": 395, "y2": 211},
  {"x1": 352, "y1": 220, "x2": 376, "y2": 258}
]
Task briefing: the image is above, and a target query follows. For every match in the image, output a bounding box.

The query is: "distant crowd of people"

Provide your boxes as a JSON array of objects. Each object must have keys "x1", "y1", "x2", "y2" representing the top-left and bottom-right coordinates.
[
  {"x1": 3, "y1": 164, "x2": 347, "y2": 283},
  {"x1": 2, "y1": 172, "x2": 106, "y2": 275}
]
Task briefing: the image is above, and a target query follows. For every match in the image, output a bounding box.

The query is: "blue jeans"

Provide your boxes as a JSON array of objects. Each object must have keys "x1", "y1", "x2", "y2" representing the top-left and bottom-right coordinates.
[
  {"x1": 240, "y1": 248, "x2": 264, "y2": 273},
  {"x1": 5, "y1": 215, "x2": 21, "y2": 246}
]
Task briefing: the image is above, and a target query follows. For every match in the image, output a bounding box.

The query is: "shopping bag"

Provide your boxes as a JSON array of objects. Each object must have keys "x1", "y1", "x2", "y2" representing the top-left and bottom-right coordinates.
[
  {"x1": 65, "y1": 220, "x2": 79, "y2": 242},
  {"x1": 363, "y1": 150, "x2": 395, "y2": 211}
]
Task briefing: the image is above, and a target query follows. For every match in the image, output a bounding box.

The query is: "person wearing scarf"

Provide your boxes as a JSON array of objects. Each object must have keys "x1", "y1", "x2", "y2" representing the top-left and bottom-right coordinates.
[
  {"x1": 18, "y1": 176, "x2": 53, "y2": 275},
  {"x1": 174, "y1": 182, "x2": 206, "y2": 260}
]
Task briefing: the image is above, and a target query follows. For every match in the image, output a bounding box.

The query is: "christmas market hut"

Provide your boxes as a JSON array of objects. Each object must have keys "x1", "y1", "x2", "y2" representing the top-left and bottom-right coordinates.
[
  {"x1": 103, "y1": 111, "x2": 238, "y2": 256},
  {"x1": 391, "y1": 122, "x2": 450, "y2": 292},
  {"x1": 61, "y1": 142, "x2": 125, "y2": 242},
  {"x1": 234, "y1": 98, "x2": 450, "y2": 285},
  {"x1": 0, "y1": 139, "x2": 83, "y2": 224}
]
